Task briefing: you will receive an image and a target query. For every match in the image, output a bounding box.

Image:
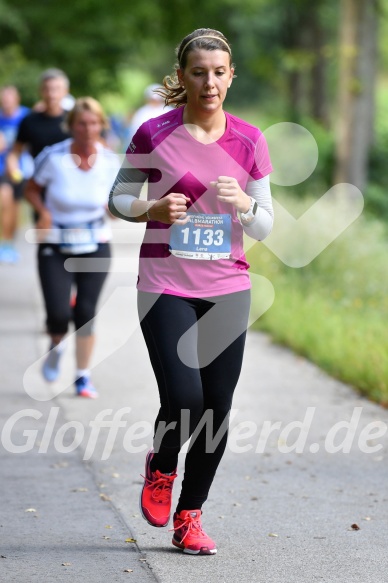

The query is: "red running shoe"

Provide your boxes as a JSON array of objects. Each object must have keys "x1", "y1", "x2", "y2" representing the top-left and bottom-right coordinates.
[
  {"x1": 171, "y1": 509, "x2": 217, "y2": 555},
  {"x1": 140, "y1": 450, "x2": 177, "y2": 527}
]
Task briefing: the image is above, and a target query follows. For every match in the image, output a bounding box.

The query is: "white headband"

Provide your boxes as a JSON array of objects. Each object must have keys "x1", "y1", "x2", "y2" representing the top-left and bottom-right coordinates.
[{"x1": 180, "y1": 35, "x2": 231, "y2": 59}]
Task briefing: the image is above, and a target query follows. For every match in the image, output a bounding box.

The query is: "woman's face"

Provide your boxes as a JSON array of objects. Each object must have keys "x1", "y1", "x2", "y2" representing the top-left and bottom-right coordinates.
[
  {"x1": 71, "y1": 110, "x2": 102, "y2": 146},
  {"x1": 178, "y1": 49, "x2": 234, "y2": 114}
]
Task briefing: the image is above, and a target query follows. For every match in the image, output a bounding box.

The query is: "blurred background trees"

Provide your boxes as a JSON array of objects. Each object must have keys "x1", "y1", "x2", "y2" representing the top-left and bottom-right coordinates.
[
  {"x1": 335, "y1": 0, "x2": 379, "y2": 193},
  {"x1": 1, "y1": 0, "x2": 387, "y2": 253},
  {"x1": 1, "y1": 0, "x2": 386, "y2": 212},
  {"x1": 0, "y1": 0, "x2": 385, "y2": 269}
]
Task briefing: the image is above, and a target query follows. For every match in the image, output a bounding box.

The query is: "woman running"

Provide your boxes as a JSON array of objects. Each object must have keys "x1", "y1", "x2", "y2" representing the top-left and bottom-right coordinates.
[
  {"x1": 25, "y1": 97, "x2": 118, "y2": 398},
  {"x1": 109, "y1": 28, "x2": 273, "y2": 553}
]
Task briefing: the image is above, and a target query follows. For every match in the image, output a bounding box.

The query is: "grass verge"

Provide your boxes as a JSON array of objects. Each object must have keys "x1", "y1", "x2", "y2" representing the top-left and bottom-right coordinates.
[{"x1": 247, "y1": 192, "x2": 388, "y2": 405}]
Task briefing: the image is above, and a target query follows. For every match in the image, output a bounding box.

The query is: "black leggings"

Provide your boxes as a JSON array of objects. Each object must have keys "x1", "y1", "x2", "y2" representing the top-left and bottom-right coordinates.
[
  {"x1": 138, "y1": 290, "x2": 250, "y2": 512},
  {"x1": 38, "y1": 243, "x2": 111, "y2": 336}
]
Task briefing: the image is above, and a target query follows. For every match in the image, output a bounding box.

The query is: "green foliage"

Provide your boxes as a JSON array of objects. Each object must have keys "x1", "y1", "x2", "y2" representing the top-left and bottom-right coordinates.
[
  {"x1": 290, "y1": 116, "x2": 336, "y2": 195},
  {"x1": 0, "y1": 0, "x2": 27, "y2": 39},
  {"x1": 0, "y1": 0, "x2": 387, "y2": 222},
  {"x1": 0, "y1": 0, "x2": 340, "y2": 109},
  {"x1": 98, "y1": 68, "x2": 154, "y2": 116},
  {"x1": 0, "y1": 45, "x2": 41, "y2": 105},
  {"x1": 231, "y1": 106, "x2": 336, "y2": 197},
  {"x1": 248, "y1": 193, "x2": 388, "y2": 404},
  {"x1": 364, "y1": 75, "x2": 388, "y2": 218},
  {"x1": 364, "y1": 183, "x2": 388, "y2": 218},
  {"x1": 378, "y1": 0, "x2": 388, "y2": 69},
  {"x1": 0, "y1": 0, "x2": 169, "y2": 96}
]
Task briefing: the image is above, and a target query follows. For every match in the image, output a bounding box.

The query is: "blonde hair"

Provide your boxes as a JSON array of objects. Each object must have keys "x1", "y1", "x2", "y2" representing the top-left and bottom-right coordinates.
[
  {"x1": 66, "y1": 97, "x2": 109, "y2": 131},
  {"x1": 158, "y1": 28, "x2": 234, "y2": 108}
]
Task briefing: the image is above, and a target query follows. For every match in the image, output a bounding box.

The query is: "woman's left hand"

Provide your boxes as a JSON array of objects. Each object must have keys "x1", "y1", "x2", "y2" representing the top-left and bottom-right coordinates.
[{"x1": 210, "y1": 176, "x2": 251, "y2": 213}]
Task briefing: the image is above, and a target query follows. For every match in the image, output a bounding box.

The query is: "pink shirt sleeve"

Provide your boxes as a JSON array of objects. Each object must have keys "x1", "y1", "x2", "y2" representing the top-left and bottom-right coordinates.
[{"x1": 250, "y1": 132, "x2": 273, "y2": 180}]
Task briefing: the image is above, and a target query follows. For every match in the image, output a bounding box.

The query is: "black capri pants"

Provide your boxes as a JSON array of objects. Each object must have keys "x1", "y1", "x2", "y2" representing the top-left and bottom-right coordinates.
[
  {"x1": 138, "y1": 289, "x2": 250, "y2": 512},
  {"x1": 38, "y1": 243, "x2": 111, "y2": 336}
]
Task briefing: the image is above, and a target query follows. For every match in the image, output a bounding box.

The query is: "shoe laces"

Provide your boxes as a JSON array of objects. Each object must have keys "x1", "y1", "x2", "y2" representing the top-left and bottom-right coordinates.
[
  {"x1": 76, "y1": 375, "x2": 91, "y2": 388},
  {"x1": 170, "y1": 511, "x2": 204, "y2": 543},
  {"x1": 75, "y1": 375, "x2": 97, "y2": 394},
  {"x1": 141, "y1": 471, "x2": 176, "y2": 503}
]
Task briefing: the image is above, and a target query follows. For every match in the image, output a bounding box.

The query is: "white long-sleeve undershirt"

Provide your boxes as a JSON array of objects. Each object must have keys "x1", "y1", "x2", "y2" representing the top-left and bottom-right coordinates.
[
  {"x1": 243, "y1": 174, "x2": 273, "y2": 240},
  {"x1": 108, "y1": 166, "x2": 274, "y2": 241}
]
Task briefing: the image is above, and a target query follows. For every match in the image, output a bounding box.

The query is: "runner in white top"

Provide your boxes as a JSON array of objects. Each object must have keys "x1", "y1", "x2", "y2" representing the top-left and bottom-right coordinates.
[
  {"x1": 127, "y1": 83, "x2": 173, "y2": 142},
  {"x1": 24, "y1": 97, "x2": 119, "y2": 398}
]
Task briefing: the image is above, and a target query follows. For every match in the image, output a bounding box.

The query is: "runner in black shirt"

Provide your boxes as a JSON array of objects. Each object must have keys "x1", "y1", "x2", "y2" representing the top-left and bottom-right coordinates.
[
  {"x1": 16, "y1": 110, "x2": 69, "y2": 159},
  {"x1": 7, "y1": 68, "x2": 70, "y2": 170},
  {"x1": 7, "y1": 68, "x2": 71, "y2": 221}
]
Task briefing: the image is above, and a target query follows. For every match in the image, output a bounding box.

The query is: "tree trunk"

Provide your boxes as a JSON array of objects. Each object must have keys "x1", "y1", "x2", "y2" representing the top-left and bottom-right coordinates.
[
  {"x1": 288, "y1": 69, "x2": 304, "y2": 122},
  {"x1": 284, "y1": 1, "x2": 330, "y2": 126},
  {"x1": 308, "y1": 7, "x2": 329, "y2": 127},
  {"x1": 334, "y1": 0, "x2": 378, "y2": 192}
]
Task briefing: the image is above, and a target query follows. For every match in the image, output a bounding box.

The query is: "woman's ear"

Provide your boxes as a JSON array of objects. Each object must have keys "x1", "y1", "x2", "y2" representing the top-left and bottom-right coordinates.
[{"x1": 228, "y1": 68, "x2": 235, "y2": 88}]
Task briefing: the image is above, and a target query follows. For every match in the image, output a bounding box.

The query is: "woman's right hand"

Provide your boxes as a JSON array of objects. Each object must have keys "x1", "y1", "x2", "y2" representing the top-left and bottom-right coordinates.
[
  {"x1": 148, "y1": 193, "x2": 190, "y2": 224},
  {"x1": 36, "y1": 208, "x2": 52, "y2": 231}
]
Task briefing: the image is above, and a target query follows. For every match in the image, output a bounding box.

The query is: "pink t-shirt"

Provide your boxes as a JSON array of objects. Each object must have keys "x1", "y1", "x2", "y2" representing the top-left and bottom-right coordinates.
[{"x1": 127, "y1": 106, "x2": 272, "y2": 297}]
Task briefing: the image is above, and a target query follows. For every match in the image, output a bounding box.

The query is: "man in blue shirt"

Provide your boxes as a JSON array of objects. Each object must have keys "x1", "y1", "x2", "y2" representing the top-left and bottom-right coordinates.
[{"x1": 0, "y1": 86, "x2": 32, "y2": 263}]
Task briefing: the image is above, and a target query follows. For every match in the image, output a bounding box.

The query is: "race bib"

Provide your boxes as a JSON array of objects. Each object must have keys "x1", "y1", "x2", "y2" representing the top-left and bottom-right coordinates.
[
  {"x1": 169, "y1": 213, "x2": 231, "y2": 260},
  {"x1": 59, "y1": 223, "x2": 98, "y2": 255}
]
